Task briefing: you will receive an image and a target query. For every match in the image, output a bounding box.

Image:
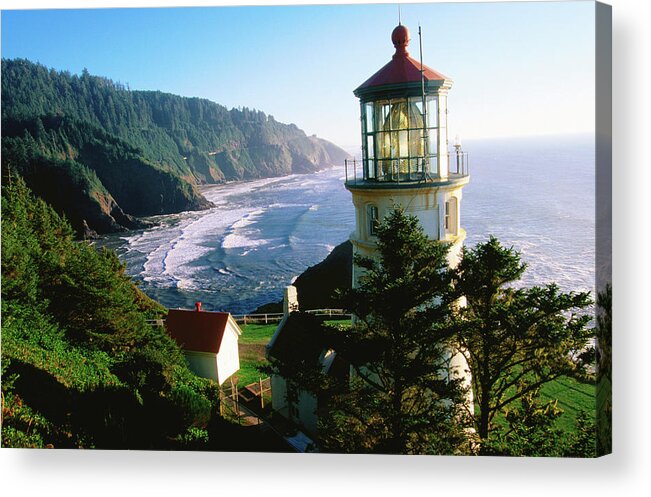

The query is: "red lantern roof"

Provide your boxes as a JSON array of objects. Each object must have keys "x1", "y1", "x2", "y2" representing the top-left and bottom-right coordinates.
[{"x1": 356, "y1": 24, "x2": 450, "y2": 92}]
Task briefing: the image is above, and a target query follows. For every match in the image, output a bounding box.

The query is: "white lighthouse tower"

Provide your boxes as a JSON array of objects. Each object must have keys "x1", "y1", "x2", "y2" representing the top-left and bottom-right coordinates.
[
  {"x1": 345, "y1": 24, "x2": 472, "y2": 394},
  {"x1": 345, "y1": 23, "x2": 469, "y2": 281}
]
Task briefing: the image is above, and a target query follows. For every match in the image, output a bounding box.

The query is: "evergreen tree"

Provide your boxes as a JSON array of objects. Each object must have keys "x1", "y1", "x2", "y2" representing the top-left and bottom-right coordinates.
[
  {"x1": 316, "y1": 208, "x2": 470, "y2": 454},
  {"x1": 451, "y1": 236, "x2": 593, "y2": 449},
  {"x1": 1, "y1": 176, "x2": 219, "y2": 449},
  {"x1": 595, "y1": 284, "x2": 612, "y2": 455}
]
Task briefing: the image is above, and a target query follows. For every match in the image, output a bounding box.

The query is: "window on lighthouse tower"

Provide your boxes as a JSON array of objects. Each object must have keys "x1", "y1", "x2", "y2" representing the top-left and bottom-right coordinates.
[
  {"x1": 367, "y1": 204, "x2": 379, "y2": 236},
  {"x1": 445, "y1": 197, "x2": 458, "y2": 236}
]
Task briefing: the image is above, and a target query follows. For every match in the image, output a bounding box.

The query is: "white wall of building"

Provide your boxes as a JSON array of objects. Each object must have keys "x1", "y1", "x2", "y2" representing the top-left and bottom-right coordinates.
[
  {"x1": 185, "y1": 351, "x2": 218, "y2": 382},
  {"x1": 216, "y1": 321, "x2": 241, "y2": 385},
  {"x1": 271, "y1": 374, "x2": 289, "y2": 415},
  {"x1": 349, "y1": 180, "x2": 468, "y2": 286},
  {"x1": 295, "y1": 391, "x2": 318, "y2": 437},
  {"x1": 181, "y1": 319, "x2": 241, "y2": 386}
]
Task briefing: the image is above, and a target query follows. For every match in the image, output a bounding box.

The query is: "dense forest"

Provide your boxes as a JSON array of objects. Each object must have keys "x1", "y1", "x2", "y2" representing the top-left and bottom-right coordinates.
[
  {"x1": 1, "y1": 59, "x2": 348, "y2": 235},
  {"x1": 1, "y1": 176, "x2": 222, "y2": 448}
]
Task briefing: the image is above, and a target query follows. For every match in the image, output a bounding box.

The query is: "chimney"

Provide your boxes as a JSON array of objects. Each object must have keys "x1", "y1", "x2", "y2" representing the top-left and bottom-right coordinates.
[
  {"x1": 195, "y1": 301, "x2": 202, "y2": 312},
  {"x1": 283, "y1": 286, "x2": 299, "y2": 316}
]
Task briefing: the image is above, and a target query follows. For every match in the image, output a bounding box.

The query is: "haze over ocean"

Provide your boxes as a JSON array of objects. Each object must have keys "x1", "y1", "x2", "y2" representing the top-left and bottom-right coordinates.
[{"x1": 98, "y1": 133, "x2": 595, "y2": 314}]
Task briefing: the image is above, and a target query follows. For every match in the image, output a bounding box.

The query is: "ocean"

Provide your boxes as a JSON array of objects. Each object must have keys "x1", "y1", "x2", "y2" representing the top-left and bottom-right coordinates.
[{"x1": 97, "y1": 133, "x2": 595, "y2": 314}]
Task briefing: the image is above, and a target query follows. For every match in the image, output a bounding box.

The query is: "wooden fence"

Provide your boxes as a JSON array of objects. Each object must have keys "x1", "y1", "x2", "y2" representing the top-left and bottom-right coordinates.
[
  {"x1": 148, "y1": 309, "x2": 351, "y2": 327},
  {"x1": 218, "y1": 377, "x2": 273, "y2": 425},
  {"x1": 232, "y1": 308, "x2": 351, "y2": 325},
  {"x1": 239, "y1": 377, "x2": 272, "y2": 410}
]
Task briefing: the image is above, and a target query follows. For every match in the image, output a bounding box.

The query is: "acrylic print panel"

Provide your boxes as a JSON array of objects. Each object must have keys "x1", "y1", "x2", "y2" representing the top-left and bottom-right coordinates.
[{"x1": 0, "y1": 0, "x2": 611, "y2": 457}]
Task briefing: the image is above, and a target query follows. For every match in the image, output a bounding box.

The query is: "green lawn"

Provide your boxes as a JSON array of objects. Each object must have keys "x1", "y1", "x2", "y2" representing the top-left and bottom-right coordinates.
[
  {"x1": 234, "y1": 320, "x2": 595, "y2": 437},
  {"x1": 540, "y1": 375, "x2": 596, "y2": 430},
  {"x1": 239, "y1": 322, "x2": 280, "y2": 344},
  {"x1": 234, "y1": 323, "x2": 279, "y2": 387},
  {"x1": 234, "y1": 319, "x2": 351, "y2": 387},
  {"x1": 235, "y1": 358, "x2": 268, "y2": 388},
  {"x1": 488, "y1": 373, "x2": 596, "y2": 436}
]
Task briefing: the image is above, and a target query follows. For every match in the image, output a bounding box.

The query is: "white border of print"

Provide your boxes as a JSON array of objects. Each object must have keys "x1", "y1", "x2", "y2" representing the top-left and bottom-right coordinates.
[{"x1": 0, "y1": 1, "x2": 648, "y2": 496}]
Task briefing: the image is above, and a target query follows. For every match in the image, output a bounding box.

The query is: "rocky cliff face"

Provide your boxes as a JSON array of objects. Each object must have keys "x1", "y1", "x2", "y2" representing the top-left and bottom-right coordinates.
[
  {"x1": 255, "y1": 241, "x2": 353, "y2": 313},
  {"x1": 1, "y1": 59, "x2": 349, "y2": 235}
]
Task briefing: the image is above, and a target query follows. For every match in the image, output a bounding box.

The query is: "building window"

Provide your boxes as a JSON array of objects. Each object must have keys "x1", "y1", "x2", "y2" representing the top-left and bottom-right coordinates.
[
  {"x1": 367, "y1": 204, "x2": 379, "y2": 236},
  {"x1": 445, "y1": 197, "x2": 458, "y2": 236}
]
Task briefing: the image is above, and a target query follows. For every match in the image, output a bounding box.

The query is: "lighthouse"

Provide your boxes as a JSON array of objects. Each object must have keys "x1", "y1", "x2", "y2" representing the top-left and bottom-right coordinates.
[
  {"x1": 345, "y1": 23, "x2": 473, "y2": 400},
  {"x1": 345, "y1": 23, "x2": 469, "y2": 284}
]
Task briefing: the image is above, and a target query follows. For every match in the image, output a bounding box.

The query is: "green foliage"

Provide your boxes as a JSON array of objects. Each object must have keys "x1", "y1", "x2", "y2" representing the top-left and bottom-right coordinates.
[
  {"x1": 276, "y1": 208, "x2": 470, "y2": 455},
  {"x1": 482, "y1": 386, "x2": 565, "y2": 457},
  {"x1": 168, "y1": 384, "x2": 213, "y2": 429},
  {"x1": 1, "y1": 176, "x2": 219, "y2": 448},
  {"x1": 1, "y1": 58, "x2": 348, "y2": 234},
  {"x1": 596, "y1": 284, "x2": 612, "y2": 380},
  {"x1": 1, "y1": 389, "x2": 59, "y2": 449},
  {"x1": 482, "y1": 385, "x2": 596, "y2": 457},
  {"x1": 567, "y1": 411, "x2": 598, "y2": 458},
  {"x1": 178, "y1": 427, "x2": 210, "y2": 450},
  {"x1": 452, "y1": 236, "x2": 594, "y2": 448},
  {"x1": 2, "y1": 303, "x2": 118, "y2": 391},
  {"x1": 595, "y1": 284, "x2": 612, "y2": 455},
  {"x1": 333, "y1": 209, "x2": 469, "y2": 454},
  {"x1": 1, "y1": 115, "x2": 208, "y2": 236}
]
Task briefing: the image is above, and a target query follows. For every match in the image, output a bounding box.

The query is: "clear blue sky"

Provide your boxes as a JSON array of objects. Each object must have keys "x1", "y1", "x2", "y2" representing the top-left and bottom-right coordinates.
[{"x1": 1, "y1": 1, "x2": 595, "y2": 148}]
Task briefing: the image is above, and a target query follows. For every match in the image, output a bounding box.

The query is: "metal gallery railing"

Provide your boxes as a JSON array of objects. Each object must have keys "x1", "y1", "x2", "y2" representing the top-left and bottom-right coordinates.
[{"x1": 345, "y1": 151, "x2": 469, "y2": 185}]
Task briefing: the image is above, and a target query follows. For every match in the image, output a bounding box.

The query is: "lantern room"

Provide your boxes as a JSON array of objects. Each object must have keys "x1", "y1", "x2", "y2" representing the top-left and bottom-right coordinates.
[
  {"x1": 350, "y1": 24, "x2": 465, "y2": 183},
  {"x1": 345, "y1": 22, "x2": 470, "y2": 283}
]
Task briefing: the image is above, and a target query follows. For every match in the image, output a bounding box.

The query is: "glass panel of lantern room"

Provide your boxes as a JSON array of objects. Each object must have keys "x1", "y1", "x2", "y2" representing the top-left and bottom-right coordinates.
[
  {"x1": 367, "y1": 133, "x2": 375, "y2": 159},
  {"x1": 364, "y1": 160, "x2": 374, "y2": 180},
  {"x1": 381, "y1": 102, "x2": 392, "y2": 129},
  {"x1": 391, "y1": 100, "x2": 409, "y2": 130},
  {"x1": 428, "y1": 132, "x2": 439, "y2": 176},
  {"x1": 438, "y1": 95, "x2": 448, "y2": 178},
  {"x1": 376, "y1": 130, "x2": 385, "y2": 158},
  {"x1": 409, "y1": 98, "x2": 425, "y2": 128},
  {"x1": 398, "y1": 130, "x2": 408, "y2": 157},
  {"x1": 398, "y1": 130, "x2": 409, "y2": 178},
  {"x1": 409, "y1": 127, "x2": 423, "y2": 157},
  {"x1": 365, "y1": 102, "x2": 374, "y2": 133},
  {"x1": 366, "y1": 135, "x2": 375, "y2": 179},
  {"x1": 408, "y1": 97, "x2": 426, "y2": 179},
  {"x1": 409, "y1": 158, "x2": 421, "y2": 180},
  {"x1": 427, "y1": 96, "x2": 439, "y2": 128},
  {"x1": 429, "y1": 154, "x2": 439, "y2": 178},
  {"x1": 378, "y1": 159, "x2": 391, "y2": 180},
  {"x1": 389, "y1": 131, "x2": 398, "y2": 158}
]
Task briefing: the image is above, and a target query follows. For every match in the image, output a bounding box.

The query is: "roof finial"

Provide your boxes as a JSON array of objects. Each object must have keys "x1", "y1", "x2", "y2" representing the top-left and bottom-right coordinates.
[
  {"x1": 391, "y1": 23, "x2": 410, "y2": 57},
  {"x1": 398, "y1": 5, "x2": 402, "y2": 25}
]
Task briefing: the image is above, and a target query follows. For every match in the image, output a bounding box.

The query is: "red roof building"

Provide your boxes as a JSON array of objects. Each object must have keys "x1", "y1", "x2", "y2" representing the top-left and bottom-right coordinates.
[{"x1": 166, "y1": 302, "x2": 241, "y2": 385}]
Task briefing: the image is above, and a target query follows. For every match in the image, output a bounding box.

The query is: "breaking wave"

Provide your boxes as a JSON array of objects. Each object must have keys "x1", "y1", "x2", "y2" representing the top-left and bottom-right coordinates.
[{"x1": 98, "y1": 137, "x2": 596, "y2": 313}]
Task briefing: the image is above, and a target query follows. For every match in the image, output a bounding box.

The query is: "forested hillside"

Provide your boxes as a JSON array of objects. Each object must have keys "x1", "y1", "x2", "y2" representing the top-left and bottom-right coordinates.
[
  {"x1": 1, "y1": 176, "x2": 223, "y2": 449},
  {"x1": 1, "y1": 59, "x2": 348, "y2": 235}
]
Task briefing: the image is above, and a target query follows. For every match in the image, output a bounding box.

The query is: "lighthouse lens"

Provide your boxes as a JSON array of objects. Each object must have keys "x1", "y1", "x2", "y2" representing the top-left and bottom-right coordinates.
[{"x1": 361, "y1": 95, "x2": 442, "y2": 181}]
